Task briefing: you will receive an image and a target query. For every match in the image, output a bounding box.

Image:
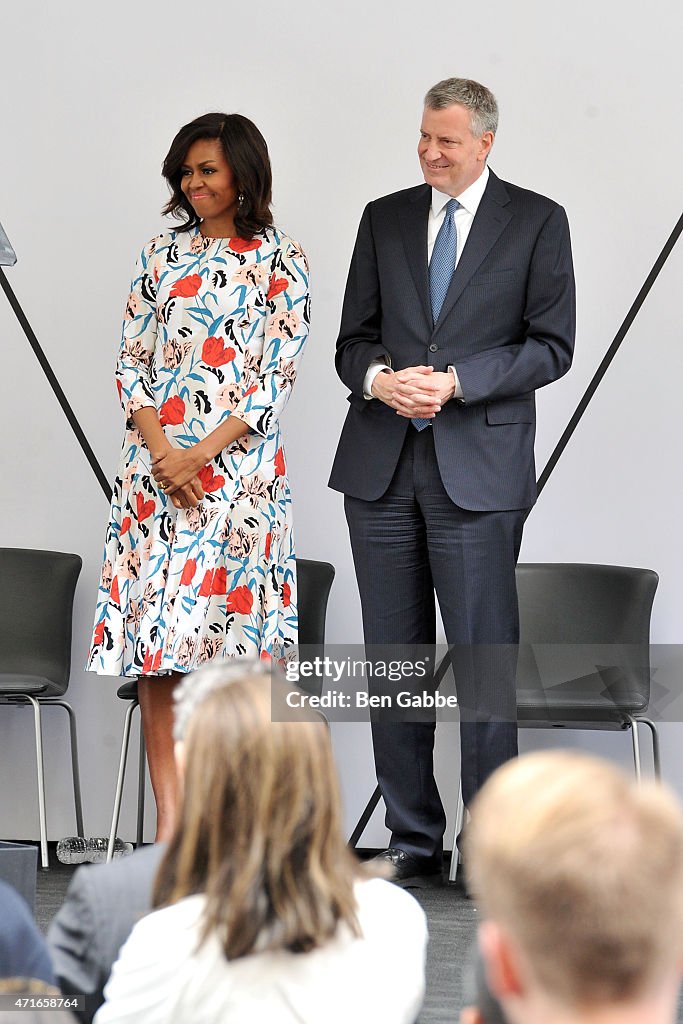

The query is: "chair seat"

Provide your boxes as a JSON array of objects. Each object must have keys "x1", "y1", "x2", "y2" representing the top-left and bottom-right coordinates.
[
  {"x1": 518, "y1": 709, "x2": 642, "y2": 728},
  {"x1": 117, "y1": 679, "x2": 139, "y2": 700},
  {"x1": 0, "y1": 674, "x2": 51, "y2": 696},
  {"x1": 517, "y1": 669, "x2": 649, "y2": 718},
  {"x1": 517, "y1": 692, "x2": 648, "y2": 713}
]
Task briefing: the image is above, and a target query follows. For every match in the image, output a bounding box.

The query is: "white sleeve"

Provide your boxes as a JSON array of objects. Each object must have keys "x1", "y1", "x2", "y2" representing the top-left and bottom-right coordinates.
[
  {"x1": 448, "y1": 364, "x2": 464, "y2": 400},
  {"x1": 363, "y1": 358, "x2": 392, "y2": 399}
]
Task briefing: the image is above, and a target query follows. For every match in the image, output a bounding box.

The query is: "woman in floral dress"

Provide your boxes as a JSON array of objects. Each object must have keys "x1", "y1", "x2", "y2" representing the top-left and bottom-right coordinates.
[{"x1": 88, "y1": 113, "x2": 310, "y2": 838}]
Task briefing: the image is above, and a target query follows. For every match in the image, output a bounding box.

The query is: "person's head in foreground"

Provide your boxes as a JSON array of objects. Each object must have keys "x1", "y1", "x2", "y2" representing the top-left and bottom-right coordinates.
[
  {"x1": 464, "y1": 750, "x2": 683, "y2": 1024},
  {"x1": 155, "y1": 661, "x2": 364, "y2": 954}
]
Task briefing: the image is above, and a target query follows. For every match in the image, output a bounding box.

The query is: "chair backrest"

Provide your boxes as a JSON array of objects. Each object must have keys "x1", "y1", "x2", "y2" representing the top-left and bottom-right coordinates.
[
  {"x1": 296, "y1": 558, "x2": 335, "y2": 650},
  {"x1": 0, "y1": 548, "x2": 82, "y2": 696},
  {"x1": 295, "y1": 559, "x2": 335, "y2": 697},
  {"x1": 515, "y1": 563, "x2": 658, "y2": 714}
]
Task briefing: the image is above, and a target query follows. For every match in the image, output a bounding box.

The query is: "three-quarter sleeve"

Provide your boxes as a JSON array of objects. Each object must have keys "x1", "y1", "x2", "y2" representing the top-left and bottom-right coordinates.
[
  {"x1": 115, "y1": 239, "x2": 160, "y2": 427},
  {"x1": 231, "y1": 237, "x2": 310, "y2": 437}
]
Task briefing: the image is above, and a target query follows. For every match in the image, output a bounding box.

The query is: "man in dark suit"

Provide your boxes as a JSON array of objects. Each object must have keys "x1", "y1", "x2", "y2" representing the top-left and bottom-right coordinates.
[
  {"x1": 329, "y1": 78, "x2": 575, "y2": 885},
  {"x1": 47, "y1": 844, "x2": 165, "y2": 1023}
]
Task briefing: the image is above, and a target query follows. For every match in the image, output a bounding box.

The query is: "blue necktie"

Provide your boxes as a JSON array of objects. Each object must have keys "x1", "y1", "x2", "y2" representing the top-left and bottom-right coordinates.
[{"x1": 413, "y1": 198, "x2": 460, "y2": 431}]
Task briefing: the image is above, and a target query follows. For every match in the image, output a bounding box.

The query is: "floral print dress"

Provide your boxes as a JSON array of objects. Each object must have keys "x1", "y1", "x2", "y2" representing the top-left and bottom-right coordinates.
[{"x1": 87, "y1": 225, "x2": 310, "y2": 677}]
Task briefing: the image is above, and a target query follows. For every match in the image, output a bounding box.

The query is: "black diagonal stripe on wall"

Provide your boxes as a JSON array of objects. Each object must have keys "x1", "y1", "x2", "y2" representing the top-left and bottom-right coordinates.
[
  {"x1": 537, "y1": 209, "x2": 683, "y2": 495},
  {"x1": 0, "y1": 268, "x2": 112, "y2": 502},
  {"x1": 348, "y1": 209, "x2": 683, "y2": 848}
]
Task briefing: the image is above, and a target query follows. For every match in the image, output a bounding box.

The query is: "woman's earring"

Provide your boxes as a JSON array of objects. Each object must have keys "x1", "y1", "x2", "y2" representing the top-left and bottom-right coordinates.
[{"x1": 238, "y1": 192, "x2": 245, "y2": 206}]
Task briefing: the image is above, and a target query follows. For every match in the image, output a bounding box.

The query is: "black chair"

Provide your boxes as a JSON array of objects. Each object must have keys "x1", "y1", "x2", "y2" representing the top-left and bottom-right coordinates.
[
  {"x1": 0, "y1": 548, "x2": 84, "y2": 869},
  {"x1": 449, "y1": 562, "x2": 660, "y2": 882},
  {"x1": 106, "y1": 557, "x2": 335, "y2": 859}
]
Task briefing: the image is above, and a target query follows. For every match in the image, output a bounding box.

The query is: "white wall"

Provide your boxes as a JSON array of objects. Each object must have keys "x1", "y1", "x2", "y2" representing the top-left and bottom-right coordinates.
[{"x1": 1, "y1": 0, "x2": 681, "y2": 845}]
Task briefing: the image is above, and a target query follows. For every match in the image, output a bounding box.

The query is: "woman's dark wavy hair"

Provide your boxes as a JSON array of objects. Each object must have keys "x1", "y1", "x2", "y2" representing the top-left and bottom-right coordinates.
[{"x1": 161, "y1": 112, "x2": 273, "y2": 239}]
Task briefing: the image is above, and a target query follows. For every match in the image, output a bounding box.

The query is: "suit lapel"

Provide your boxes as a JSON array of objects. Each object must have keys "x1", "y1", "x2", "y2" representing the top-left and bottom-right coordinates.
[
  {"x1": 433, "y1": 170, "x2": 513, "y2": 335},
  {"x1": 398, "y1": 185, "x2": 432, "y2": 330}
]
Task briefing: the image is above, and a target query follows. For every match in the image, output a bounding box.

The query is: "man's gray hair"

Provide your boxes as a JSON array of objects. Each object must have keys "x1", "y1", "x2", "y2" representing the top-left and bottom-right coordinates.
[
  {"x1": 424, "y1": 78, "x2": 499, "y2": 138},
  {"x1": 173, "y1": 658, "x2": 279, "y2": 742}
]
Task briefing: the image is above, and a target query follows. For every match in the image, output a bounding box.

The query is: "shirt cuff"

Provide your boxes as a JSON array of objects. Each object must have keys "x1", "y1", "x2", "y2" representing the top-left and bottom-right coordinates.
[
  {"x1": 448, "y1": 365, "x2": 464, "y2": 401},
  {"x1": 363, "y1": 359, "x2": 392, "y2": 399}
]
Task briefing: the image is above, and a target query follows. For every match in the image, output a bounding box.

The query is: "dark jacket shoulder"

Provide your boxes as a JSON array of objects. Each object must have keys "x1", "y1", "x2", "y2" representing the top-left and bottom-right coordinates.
[{"x1": 492, "y1": 172, "x2": 566, "y2": 217}]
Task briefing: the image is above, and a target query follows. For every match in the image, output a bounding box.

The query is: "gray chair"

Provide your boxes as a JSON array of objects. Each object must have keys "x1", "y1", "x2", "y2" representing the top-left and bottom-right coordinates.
[
  {"x1": 0, "y1": 548, "x2": 84, "y2": 869},
  {"x1": 449, "y1": 562, "x2": 660, "y2": 882},
  {"x1": 107, "y1": 557, "x2": 335, "y2": 860}
]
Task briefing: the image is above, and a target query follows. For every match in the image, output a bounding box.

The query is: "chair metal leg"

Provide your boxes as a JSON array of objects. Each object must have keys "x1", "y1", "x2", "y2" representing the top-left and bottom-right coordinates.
[
  {"x1": 107, "y1": 699, "x2": 138, "y2": 863},
  {"x1": 626, "y1": 715, "x2": 642, "y2": 782},
  {"x1": 637, "y1": 717, "x2": 661, "y2": 779},
  {"x1": 449, "y1": 782, "x2": 465, "y2": 883},
  {"x1": 136, "y1": 715, "x2": 145, "y2": 847},
  {"x1": 25, "y1": 696, "x2": 49, "y2": 870},
  {"x1": 50, "y1": 700, "x2": 84, "y2": 837}
]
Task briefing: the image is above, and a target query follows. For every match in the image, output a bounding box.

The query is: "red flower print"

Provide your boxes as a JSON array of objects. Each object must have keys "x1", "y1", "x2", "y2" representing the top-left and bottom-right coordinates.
[
  {"x1": 136, "y1": 492, "x2": 155, "y2": 522},
  {"x1": 274, "y1": 447, "x2": 285, "y2": 476},
  {"x1": 282, "y1": 581, "x2": 291, "y2": 608},
  {"x1": 169, "y1": 274, "x2": 202, "y2": 298},
  {"x1": 93, "y1": 619, "x2": 106, "y2": 647},
  {"x1": 211, "y1": 566, "x2": 228, "y2": 595},
  {"x1": 198, "y1": 464, "x2": 225, "y2": 493},
  {"x1": 202, "y1": 336, "x2": 236, "y2": 367},
  {"x1": 181, "y1": 558, "x2": 197, "y2": 586},
  {"x1": 110, "y1": 576, "x2": 121, "y2": 604},
  {"x1": 243, "y1": 384, "x2": 258, "y2": 398},
  {"x1": 142, "y1": 648, "x2": 163, "y2": 674},
  {"x1": 199, "y1": 569, "x2": 214, "y2": 597},
  {"x1": 266, "y1": 273, "x2": 289, "y2": 301},
  {"x1": 265, "y1": 532, "x2": 272, "y2": 560},
  {"x1": 120, "y1": 516, "x2": 131, "y2": 536},
  {"x1": 226, "y1": 585, "x2": 253, "y2": 615},
  {"x1": 116, "y1": 379, "x2": 123, "y2": 401},
  {"x1": 159, "y1": 396, "x2": 186, "y2": 426},
  {"x1": 229, "y1": 237, "x2": 262, "y2": 253},
  {"x1": 260, "y1": 650, "x2": 272, "y2": 662}
]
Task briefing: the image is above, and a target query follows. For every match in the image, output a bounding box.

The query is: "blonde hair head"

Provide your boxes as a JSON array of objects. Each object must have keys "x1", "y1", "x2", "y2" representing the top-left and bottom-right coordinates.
[{"x1": 465, "y1": 750, "x2": 683, "y2": 1008}]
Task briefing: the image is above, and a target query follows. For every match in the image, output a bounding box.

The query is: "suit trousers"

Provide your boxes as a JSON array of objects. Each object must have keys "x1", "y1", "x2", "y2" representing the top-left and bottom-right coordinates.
[{"x1": 344, "y1": 426, "x2": 526, "y2": 861}]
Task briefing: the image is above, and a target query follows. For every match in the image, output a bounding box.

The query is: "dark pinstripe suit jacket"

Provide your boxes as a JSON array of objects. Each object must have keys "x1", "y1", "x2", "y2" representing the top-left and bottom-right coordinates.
[
  {"x1": 329, "y1": 170, "x2": 575, "y2": 511},
  {"x1": 48, "y1": 843, "x2": 165, "y2": 1022}
]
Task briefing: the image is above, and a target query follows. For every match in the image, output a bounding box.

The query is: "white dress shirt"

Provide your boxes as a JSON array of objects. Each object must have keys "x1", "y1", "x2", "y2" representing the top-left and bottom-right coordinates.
[
  {"x1": 364, "y1": 164, "x2": 490, "y2": 400},
  {"x1": 428, "y1": 163, "x2": 489, "y2": 263}
]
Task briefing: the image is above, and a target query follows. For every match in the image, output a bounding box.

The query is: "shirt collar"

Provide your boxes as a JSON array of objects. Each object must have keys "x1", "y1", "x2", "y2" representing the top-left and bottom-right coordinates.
[{"x1": 431, "y1": 164, "x2": 490, "y2": 217}]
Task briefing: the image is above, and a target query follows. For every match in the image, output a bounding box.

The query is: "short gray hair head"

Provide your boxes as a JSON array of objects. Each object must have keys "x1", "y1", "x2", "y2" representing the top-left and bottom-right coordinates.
[
  {"x1": 424, "y1": 78, "x2": 499, "y2": 138},
  {"x1": 173, "y1": 658, "x2": 279, "y2": 742}
]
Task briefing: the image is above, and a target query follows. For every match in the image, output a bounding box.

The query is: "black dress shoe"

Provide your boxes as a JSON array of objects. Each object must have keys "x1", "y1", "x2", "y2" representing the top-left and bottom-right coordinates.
[{"x1": 373, "y1": 848, "x2": 443, "y2": 888}]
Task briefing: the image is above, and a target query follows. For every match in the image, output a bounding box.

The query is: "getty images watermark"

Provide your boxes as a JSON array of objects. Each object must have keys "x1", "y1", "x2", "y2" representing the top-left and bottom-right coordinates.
[
  {"x1": 270, "y1": 643, "x2": 683, "y2": 724},
  {"x1": 272, "y1": 645, "x2": 463, "y2": 722},
  {"x1": 285, "y1": 654, "x2": 458, "y2": 711}
]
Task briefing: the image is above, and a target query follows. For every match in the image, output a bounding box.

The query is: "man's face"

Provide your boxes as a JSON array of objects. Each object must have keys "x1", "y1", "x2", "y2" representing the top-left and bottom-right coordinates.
[{"x1": 418, "y1": 104, "x2": 493, "y2": 197}]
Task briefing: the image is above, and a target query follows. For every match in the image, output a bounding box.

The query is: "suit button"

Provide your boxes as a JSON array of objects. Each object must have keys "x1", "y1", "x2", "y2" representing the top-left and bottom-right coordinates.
[{"x1": 429, "y1": 343, "x2": 438, "y2": 352}]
